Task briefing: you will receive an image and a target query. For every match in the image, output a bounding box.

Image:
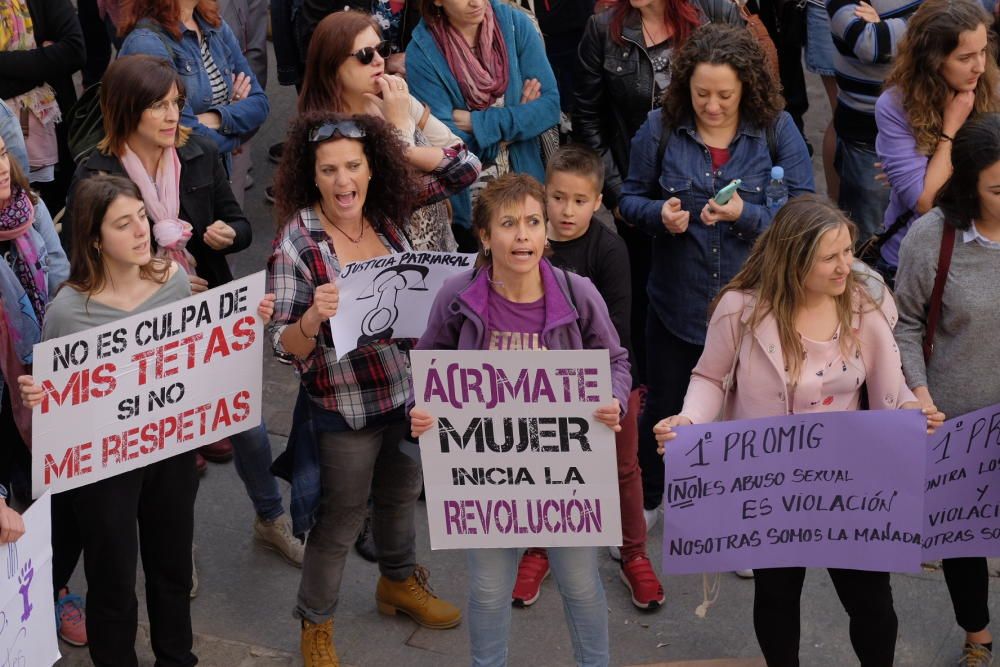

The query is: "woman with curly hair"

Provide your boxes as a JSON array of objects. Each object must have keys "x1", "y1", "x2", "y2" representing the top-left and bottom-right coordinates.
[
  {"x1": 873, "y1": 0, "x2": 1000, "y2": 284},
  {"x1": 267, "y1": 111, "x2": 461, "y2": 667},
  {"x1": 619, "y1": 22, "x2": 814, "y2": 539},
  {"x1": 299, "y1": 10, "x2": 480, "y2": 252}
]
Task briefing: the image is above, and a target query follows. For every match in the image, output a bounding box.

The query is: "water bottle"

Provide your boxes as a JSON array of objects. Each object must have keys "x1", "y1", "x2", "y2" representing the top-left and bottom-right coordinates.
[{"x1": 765, "y1": 166, "x2": 788, "y2": 209}]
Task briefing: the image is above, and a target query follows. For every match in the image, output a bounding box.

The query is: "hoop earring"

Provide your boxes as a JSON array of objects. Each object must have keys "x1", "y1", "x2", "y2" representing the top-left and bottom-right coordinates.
[{"x1": 483, "y1": 247, "x2": 491, "y2": 257}]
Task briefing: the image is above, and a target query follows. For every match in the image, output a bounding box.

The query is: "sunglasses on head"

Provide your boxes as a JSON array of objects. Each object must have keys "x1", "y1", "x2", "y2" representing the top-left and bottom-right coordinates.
[
  {"x1": 308, "y1": 120, "x2": 367, "y2": 143},
  {"x1": 352, "y1": 40, "x2": 393, "y2": 65}
]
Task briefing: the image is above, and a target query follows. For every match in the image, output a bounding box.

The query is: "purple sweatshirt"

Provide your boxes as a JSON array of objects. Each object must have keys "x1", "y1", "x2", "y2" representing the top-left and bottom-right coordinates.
[
  {"x1": 875, "y1": 87, "x2": 929, "y2": 268},
  {"x1": 415, "y1": 259, "x2": 632, "y2": 412}
]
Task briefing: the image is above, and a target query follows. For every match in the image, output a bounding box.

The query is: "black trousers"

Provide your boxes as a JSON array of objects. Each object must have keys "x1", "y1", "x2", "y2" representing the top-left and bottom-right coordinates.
[
  {"x1": 943, "y1": 557, "x2": 990, "y2": 633},
  {"x1": 753, "y1": 567, "x2": 897, "y2": 667},
  {"x1": 70, "y1": 452, "x2": 200, "y2": 667},
  {"x1": 636, "y1": 307, "x2": 704, "y2": 509}
]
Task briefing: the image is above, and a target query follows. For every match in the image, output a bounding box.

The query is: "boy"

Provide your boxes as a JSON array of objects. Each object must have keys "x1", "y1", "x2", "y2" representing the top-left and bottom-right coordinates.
[{"x1": 510, "y1": 144, "x2": 666, "y2": 611}]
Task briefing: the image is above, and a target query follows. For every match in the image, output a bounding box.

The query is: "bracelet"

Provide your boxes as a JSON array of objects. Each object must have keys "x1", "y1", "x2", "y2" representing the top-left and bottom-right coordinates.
[
  {"x1": 298, "y1": 318, "x2": 318, "y2": 342},
  {"x1": 939, "y1": 132, "x2": 954, "y2": 142}
]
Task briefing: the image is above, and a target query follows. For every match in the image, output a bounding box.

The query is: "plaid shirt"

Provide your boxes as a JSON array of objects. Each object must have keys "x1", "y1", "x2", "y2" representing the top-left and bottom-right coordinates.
[
  {"x1": 417, "y1": 143, "x2": 481, "y2": 206},
  {"x1": 267, "y1": 207, "x2": 414, "y2": 429}
]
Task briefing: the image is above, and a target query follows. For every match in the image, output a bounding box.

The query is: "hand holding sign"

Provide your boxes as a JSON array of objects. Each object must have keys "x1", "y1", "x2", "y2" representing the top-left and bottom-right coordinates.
[
  {"x1": 306, "y1": 282, "x2": 340, "y2": 333},
  {"x1": 0, "y1": 501, "x2": 24, "y2": 545},
  {"x1": 655, "y1": 415, "x2": 693, "y2": 455}
]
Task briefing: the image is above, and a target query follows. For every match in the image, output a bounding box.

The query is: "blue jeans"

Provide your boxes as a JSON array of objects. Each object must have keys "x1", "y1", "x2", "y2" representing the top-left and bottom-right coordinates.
[
  {"x1": 835, "y1": 138, "x2": 890, "y2": 241},
  {"x1": 231, "y1": 420, "x2": 284, "y2": 521},
  {"x1": 467, "y1": 547, "x2": 608, "y2": 667},
  {"x1": 805, "y1": 3, "x2": 836, "y2": 76}
]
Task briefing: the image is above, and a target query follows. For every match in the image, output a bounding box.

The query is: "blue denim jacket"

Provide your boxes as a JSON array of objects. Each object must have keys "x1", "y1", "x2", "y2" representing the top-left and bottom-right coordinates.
[
  {"x1": 0, "y1": 100, "x2": 29, "y2": 172},
  {"x1": 620, "y1": 109, "x2": 814, "y2": 345},
  {"x1": 120, "y1": 13, "x2": 270, "y2": 156}
]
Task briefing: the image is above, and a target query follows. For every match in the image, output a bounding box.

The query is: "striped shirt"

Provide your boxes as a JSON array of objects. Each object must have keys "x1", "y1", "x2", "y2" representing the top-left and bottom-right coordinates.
[
  {"x1": 266, "y1": 207, "x2": 415, "y2": 429},
  {"x1": 827, "y1": 0, "x2": 921, "y2": 143},
  {"x1": 200, "y1": 34, "x2": 229, "y2": 107}
]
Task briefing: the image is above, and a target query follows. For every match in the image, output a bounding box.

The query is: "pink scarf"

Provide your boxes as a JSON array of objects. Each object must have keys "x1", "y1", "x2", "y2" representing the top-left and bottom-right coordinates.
[
  {"x1": 428, "y1": 3, "x2": 509, "y2": 111},
  {"x1": 120, "y1": 145, "x2": 196, "y2": 273}
]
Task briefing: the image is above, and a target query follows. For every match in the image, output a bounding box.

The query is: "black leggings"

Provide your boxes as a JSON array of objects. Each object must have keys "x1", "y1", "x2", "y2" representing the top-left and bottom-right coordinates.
[
  {"x1": 753, "y1": 567, "x2": 897, "y2": 667},
  {"x1": 943, "y1": 557, "x2": 990, "y2": 634}
]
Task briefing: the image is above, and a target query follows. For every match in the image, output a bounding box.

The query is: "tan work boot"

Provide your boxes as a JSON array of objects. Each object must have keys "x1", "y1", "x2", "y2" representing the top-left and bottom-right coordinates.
[
  {"x1": 301, "y1": 618, "x2": 339, "y2": 667},
  {"x1": 375, "y1": 565, "x2": 462, "y2": 629}
]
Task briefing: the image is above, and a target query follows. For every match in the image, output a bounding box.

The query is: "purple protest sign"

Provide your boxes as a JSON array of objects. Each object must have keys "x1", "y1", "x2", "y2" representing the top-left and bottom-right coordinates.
[
  {"x1": 662, "y1": 409, "x2": 926, "y2": 575},
  {"x1": 922, "y1": 402, "x2": 1000, "y2": 560}
]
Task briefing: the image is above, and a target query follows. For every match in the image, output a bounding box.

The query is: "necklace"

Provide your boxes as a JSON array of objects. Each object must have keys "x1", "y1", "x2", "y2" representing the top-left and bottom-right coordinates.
[{"x1": 318, "y1": 200, "x2": 365, "y2": 244}]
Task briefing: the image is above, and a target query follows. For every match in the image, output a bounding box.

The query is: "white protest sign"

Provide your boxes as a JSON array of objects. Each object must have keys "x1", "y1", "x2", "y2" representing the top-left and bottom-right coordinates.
[
  {"x1": 0, "y1": 492, "x2": 60, "y2": 666},
  {"x1": 330, "y1": 251, "x2": 476, "y2": 358},
  {"x1": 411, "y1": 350, "x2": 623, "y2": 549},
  {"x1": 31, "y1": 272, "x2": 265, "y2": 495}
]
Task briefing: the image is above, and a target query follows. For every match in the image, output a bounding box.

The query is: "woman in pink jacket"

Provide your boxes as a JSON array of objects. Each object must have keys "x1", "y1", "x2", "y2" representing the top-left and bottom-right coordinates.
[{"x1": 654, "y1": 194, "x2": 944, "y2": 667}]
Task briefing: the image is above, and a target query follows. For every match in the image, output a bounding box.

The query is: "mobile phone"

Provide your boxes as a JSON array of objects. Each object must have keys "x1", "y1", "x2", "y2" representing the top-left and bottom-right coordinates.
[{"x1": 713, "y1": 179, "x2": 742, "y2": 205}]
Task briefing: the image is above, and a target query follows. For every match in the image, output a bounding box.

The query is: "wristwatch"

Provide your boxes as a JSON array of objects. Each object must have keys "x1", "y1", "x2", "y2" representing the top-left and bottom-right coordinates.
[{"x1": 0, "y1": 483, "x2": 8, "y2": 502}]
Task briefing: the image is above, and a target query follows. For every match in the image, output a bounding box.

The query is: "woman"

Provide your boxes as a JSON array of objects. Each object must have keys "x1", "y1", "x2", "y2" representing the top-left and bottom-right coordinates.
[
  {"x1": 118, "y1": 0, "x2": 269, "y2": 190},
  {"x1": 411, "y1": 173, "x2": 630, "y2": 667},
  {"x1": 405, "y1": 0, "x2": 560, "y2": 234},
  {"x1": 0, "y1": 0, "x2": 86, "y2": 214},
  {"x1": 18, "y1": 173, "x2": 274, "y2": 667},
  {"x1": 874, "y1": 0, "x2": 1000, "y2": 284},
  {"x1": 894, "y1": 113, "x2": 1000, "y2": 667},
  {"x1": 0, "y1": 130, "x2": 78, "y2": 640},
  {"x1": 66, "y1": 54, "x2": 303, "y2": 563},
  {"x1": 268, "y1": 111, "x2": 461, "y2": 666},
  {"x1": 573, "y1": 0, "x2": 741, "y2": 389},
  {"x1": 654, "y1": 195, "x2": 943, "y2": 667},
  {"x1": 618, "y1": 23, "x2": 814, "y2": 530},
  {"x1": 299, "y1": 10, "x2": 481, "y2": 252}
]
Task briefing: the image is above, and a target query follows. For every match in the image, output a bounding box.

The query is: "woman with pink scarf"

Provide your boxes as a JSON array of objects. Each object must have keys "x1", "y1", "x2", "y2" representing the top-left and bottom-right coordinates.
[{"x1": 405, "y1": 0, "x2": 560, "y2": 236}]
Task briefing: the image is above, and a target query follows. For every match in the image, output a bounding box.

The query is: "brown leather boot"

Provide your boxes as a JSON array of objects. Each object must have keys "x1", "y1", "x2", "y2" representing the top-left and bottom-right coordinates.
[
  {"x1": 375, "y1": 565, "x2": 462, "y2": 629},
  {"x1": 301, "y1": 618, "x2": 339, "y2": 667}
]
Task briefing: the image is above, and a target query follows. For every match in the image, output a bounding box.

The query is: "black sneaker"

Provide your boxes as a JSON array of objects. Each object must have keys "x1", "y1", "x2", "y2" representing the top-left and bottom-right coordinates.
[
  {"x1": 354, "y1": 515, "x2": 376, "y2": 562},
  {"x1": 268, "y1": 142, "x2": 284, "y2": 164},
  {"x1": 265, "y1": 185, "x2": 275, "y2": 204}
]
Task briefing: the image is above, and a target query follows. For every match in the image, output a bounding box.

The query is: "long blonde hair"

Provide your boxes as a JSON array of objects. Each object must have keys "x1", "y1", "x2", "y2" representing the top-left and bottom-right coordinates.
[
  {"x1": 712, "y1": 195, "x2": 872, "y2": 383},
  {"x1": 885, "y1": 0, "x2": 1000, "y2": 156}
]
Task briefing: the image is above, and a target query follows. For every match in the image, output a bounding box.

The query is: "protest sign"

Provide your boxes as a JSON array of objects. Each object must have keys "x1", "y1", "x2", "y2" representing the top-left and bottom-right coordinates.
[
  {"x1": 31, "y1": 272, "x2": 265, "y2": 496},
  {"x1": 662, "y1": 410, "x2": 926, "y2": 574},
  {"x1": 411, "y1": 350, "x2": 623, "y2": 550},
  {"x1": 923, "y1": 402, "x2": 1000, "y2": 560},
  {"x1": 331, "y1": 251, "x2": 475, "y2": 358},
  {"x1": 0, "y1": 492, "x2": 60, "y2": 666}
]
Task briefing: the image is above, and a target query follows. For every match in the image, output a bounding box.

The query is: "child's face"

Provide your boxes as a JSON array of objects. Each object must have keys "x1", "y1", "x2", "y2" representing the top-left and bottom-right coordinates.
[{"x1": 546, "y1": 171, "x2": 602, "y2": 242}]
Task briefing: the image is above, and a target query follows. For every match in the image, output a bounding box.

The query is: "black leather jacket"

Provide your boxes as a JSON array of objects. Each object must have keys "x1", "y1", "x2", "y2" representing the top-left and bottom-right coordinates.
[{"x1": 573, "y1": 0, "x2": 741, "y2": 209}]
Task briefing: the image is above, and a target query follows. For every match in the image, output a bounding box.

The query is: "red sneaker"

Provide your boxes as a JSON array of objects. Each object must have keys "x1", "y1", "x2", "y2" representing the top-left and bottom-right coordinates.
[
  {"x1": 511, "y1": 548, "x2": 550, "y2": 607},
  {"x1": 620, "y1": 555, "x2": 665, "y2": 610},
  {"x1": 56, "y1": 587, "x2": 88, "y2": 646},
  {"x1": 199, "y1": 438, "x2": 233, "y2": 463}
]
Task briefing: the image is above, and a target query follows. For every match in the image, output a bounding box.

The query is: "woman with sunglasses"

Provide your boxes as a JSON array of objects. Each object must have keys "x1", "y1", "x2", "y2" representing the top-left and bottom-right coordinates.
[
  {"x1": 118, "y1": 0, "x2": 269, "y2": 192},
  {"x1": 299, "y1": 10, "x2": 481, "y2": 252},
  {"x1": 268, "y1": 111, "x2": 462, "y2": 667},
  {"x1": 406, "y1": 0, "x2": 560, "y2": 235}
]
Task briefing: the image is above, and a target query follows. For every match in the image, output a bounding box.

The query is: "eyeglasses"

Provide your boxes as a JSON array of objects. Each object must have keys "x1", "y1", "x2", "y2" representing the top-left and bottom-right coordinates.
[
  {"x1": 308, "y1": 120, "x2": 367, "y2": 143},
  {"x1": 147, "y1": 97, "x2": 186, "y2": 118},
  {"x1": 352, "y1": 40, "x2": 393, "y2": 65}
]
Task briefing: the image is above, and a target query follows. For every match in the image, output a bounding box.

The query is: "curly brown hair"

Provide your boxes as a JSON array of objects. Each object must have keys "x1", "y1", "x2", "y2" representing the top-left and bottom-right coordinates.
[
  {"x1": 660, "y1": 23, "x2": 783, "y2": 132},
  {"x1": 885, "y1": 0, "x2": 1000, "y2": 156},
  {"x1": 273, "y1": 111, "x2": 418, "y2": 229}
]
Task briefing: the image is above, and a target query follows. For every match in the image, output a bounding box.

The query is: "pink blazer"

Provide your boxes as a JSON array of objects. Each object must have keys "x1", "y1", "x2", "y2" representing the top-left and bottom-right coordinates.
[{"x1": 679, "y1": 287, "x2": 917, "y2": 425}]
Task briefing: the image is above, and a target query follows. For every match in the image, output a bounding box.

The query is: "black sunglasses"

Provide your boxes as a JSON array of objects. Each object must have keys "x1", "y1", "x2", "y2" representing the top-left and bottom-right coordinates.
[
  {"x1": 308, "y1": 120, "x2": 367, "y2": 143},
  {"x1": 352, "y1": 40, "x2": 393, "y2": 65}
]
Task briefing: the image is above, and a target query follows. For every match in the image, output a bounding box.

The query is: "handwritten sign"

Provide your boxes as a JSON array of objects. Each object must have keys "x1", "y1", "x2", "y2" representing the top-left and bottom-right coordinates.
[
  {"x1": 0, "y1": 492, "x2": 60, "y2": 666},
  {"x1": 923, "y1": 402, "x2": 1000, "y2": 559},
  {"x1": 331, "y1": 252, "x2": 475, "y2": 359},
  {"x1": 662, "y1": 410, "x2": 927, "y2": 574},
  {"x1": 31, "y1": 273, "x2": 265, "y2": 495},
  {"x1": 411, "y1": 350, "x2": 622, "y2": 549}
]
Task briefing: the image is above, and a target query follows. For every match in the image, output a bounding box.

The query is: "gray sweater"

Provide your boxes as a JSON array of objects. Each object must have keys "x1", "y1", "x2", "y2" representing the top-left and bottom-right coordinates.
[{"x1": 894, "y1": 208, "x2": 1000, "y2": 419}]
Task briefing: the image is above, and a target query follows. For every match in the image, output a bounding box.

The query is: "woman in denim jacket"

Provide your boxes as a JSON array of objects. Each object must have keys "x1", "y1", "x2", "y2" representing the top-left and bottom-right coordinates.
[
  {"x1": 118, "y1": 0, "x2": 270, "y2": 167},
  {"x1": 619, "y1": 23, "x2": 814, "y2": 524}
]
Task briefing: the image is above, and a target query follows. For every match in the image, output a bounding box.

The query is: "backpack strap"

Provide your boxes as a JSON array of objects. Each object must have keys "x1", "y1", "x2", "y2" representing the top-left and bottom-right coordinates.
[{"x1": 922, "y1": 223, "x2": 956, "y2": 363}]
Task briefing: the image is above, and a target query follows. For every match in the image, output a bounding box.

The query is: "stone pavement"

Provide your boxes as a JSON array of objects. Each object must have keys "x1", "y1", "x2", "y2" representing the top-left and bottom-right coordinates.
[{"x1": 52, "y1": 47, "x2": 1000, "y2": 667}]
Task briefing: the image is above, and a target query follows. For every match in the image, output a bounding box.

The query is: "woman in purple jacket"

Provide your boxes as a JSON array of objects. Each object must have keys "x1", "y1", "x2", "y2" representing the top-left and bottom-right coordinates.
[{"x1": 410, "y1": 173, "x2": 630, "y2": 667}]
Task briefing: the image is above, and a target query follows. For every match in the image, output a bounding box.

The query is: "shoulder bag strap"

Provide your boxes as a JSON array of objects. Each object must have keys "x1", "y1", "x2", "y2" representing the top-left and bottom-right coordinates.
[{"x1": 922, "y1": 224, "x2": 956, "y2": 363}]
